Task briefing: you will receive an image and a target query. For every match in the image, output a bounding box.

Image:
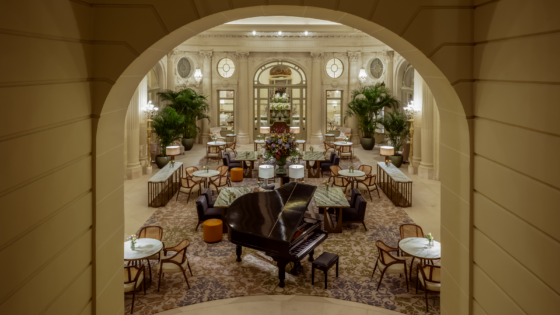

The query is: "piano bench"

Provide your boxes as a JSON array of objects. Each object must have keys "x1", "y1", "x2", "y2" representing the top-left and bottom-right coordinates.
[
  {"x1": 311, "y1": 252, "x2": 339, "y2": 289},
  {"x1": 203, "y1": 219, "x2": 223, "y2": 243}
]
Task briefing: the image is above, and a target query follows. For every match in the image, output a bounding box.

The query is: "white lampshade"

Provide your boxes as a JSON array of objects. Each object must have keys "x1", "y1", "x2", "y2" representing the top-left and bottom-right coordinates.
[
  {"x1": 259, "y1": 165, "x2": 274, "y2": 179},
  {"x1": 380, "y1": 146, "x2": 394, "y2": 156},
  {"x1": 290, "y1": 126, "x2": 300, "y2": 134},
  {"x1": 260, "y1": 126, "x2": 270, "y2": 134},
  {"x1": 166, "y1": 146, "x2": 180, "y2": 156},
  {"x1": 289, "y1": 165, "x2": 304, "y2": 179}
]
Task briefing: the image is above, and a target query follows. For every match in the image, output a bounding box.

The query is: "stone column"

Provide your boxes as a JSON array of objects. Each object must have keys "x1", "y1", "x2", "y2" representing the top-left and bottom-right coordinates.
[
  {"x1": 236, "y1": 52, "x2": 250, "y2": 144},
  {"x1": 137, "y1": 76, "x2": 148, "y2": 169},
  {"x1": 386, "y1": 50, "x2": 394, "y2": 97},
  {"x1": 310, "y1": 52, "x2": 324, "y2": 145},
  {"x1": 418, "y1": 74, "x2": 435, "y2": 179},
  {"x1": 409, "y1": 69, "x2": 423, "y2": 174},
  {"x1": 167, "y1": 51, "x2": 176, "y2": 92},
  {"x1": 347, "y1": 52, "x2": 361, "y2": 144},
  {"x1": 125, "y1": 82, "x2": 143, "y2": 180},
  {"x1": 200, "y1": 51, "x2": 213, "y2": 144},
  {"x1": 433, "y1": 98, "x2": 441, "y2": 180}
]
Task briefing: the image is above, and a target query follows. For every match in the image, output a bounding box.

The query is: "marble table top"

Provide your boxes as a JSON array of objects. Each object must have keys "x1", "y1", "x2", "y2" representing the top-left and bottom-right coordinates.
[
  {"x1": 338, "y1": 170, "x2": 366, "y2": 178},
  {"x1": 193, "y1": 170, "x2": 220, "y2": 178},
  {"x1": 235, "y1": 151, "x2": 259, "y2": 161},
  {"x1": 207, "y1": 141, "x2": 226, "y2": 146},
  {"x1": 377, "y1": 162, "x2": 412, "y2": 183},
  {"x1": 314, "y1": 187, "x2": 350, "y2": 208},
  {"x1": 334, "y1": 141, "x2": 353, "y2": 146},
  {"x1": 214, "y1": 187, "x2": 253, "y2": 208},
  {"x1": 226, "y1": 134, "x2": 236, "y2": 136},
  {"x1": 302, "y1": 151, "x2": 325, "y2": 161},
  {"x1": 399, "y1": 237, "x2": 441, "y2": 260},
  {"x1": 148, "y1": 162, "x2": 183, "y2": 183},
  {"x1": 124, "y1": 239, "x2": 163, "y2": 261},
  {"x1": 296, "y1": 140, "x2": 306, "y2": 143},
  {"x1": 325, "y1": 134, "x2": 335, "y2": 136},
  {"x1": 254, "y1": 140, "x2": 265, "y2": 143}
]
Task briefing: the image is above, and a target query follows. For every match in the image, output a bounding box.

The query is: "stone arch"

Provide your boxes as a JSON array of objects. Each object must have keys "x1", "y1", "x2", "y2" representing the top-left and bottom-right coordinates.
[{"x1": 93, "y1": 5, "x2": 472, "y2": 314}]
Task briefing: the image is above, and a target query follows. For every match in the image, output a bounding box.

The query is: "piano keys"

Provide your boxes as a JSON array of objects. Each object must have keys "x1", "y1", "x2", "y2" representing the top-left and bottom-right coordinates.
[{"x1": 226, "y1": 182, "x2": 327, "y2": 287}]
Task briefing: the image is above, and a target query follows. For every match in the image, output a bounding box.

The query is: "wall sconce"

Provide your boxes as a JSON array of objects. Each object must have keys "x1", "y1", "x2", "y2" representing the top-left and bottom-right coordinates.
[
  {"x1": 358, "y1": 68, "x2": 367, "y2": 84},
  {"x1": 194, "y1": 68, "x2": 203, "y2": 84}
]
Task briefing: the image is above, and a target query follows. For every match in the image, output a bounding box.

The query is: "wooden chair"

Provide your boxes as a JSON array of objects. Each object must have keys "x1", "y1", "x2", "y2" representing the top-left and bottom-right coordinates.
[
  {"x1": 176, "y1": 177, "x2": 202, "y2": 203},
  {"x1": 356, "y1": 172, "x2": 380, "y2": 201},
  {"x1": 206, "y1": 145, "x2": 222, "y2": 165},
  {"x1": 372, "y1": 240, "x2": 408, "y2": 291},
  {"x1": 209, "y1": 126, "x2": 225, "y2": 141},
  {"x1": 157, "y1": 239, "x2": 193, "y2": 292},
  {"x1": 137, "y1": 226, "x2": 164, "y2": 282},
  {"x1": 417, "y1": 264, "x2": 441, "y2": 312},
  {"x1": 329, "y1": 165, "x2": 351, "y2": 193},
  {"x1": 124, "y1": 265, "x2": 146, "y2": 314},
  {"x1": 208, "y1": 166, "x2": 231, "y2": 193},
  {"x1": 338, "y1": 145, "x2": 353, "y2": 162},
  {"x1": 224, "y1": 135, "x2": 237, "y2": 157},
  {"x1": 323, "y1": 141, "x2": 336, "y2": 158},
  {"x1": 185, "y1": 166, "x2": 204, "y2": 188},
  {"x1": 399, "y1": 224, "x2": 425, "y2": 279}
]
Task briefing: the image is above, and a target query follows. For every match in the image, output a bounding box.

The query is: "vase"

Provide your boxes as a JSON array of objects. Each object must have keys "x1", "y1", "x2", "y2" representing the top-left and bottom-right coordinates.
[
  {"x1": 130, "y1": 241, "x2": 135, "y2": 251},
  {"x1": 276, "y1": 156, "x2": 287, "y2": 175},
  {"x1": 388, "y1": 155, "x2": 403, "y2": 168}
]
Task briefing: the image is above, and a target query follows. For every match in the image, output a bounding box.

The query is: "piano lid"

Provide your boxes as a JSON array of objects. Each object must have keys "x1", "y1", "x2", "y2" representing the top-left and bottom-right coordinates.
[{"x1": 226, "y1": 182, "x2": 317, "y2": 243}]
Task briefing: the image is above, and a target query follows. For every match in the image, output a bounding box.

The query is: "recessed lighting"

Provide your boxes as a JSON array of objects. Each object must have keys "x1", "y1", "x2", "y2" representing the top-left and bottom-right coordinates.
[
  {"x1": 278, "y1": 31, "x2": 282, "y2": 36},
  {"x1": 252, "y1": 30, "x2": 256, "y2": 35},
  {"x1": 304, "y1": 31, "x2": 308, "y2": 36}
]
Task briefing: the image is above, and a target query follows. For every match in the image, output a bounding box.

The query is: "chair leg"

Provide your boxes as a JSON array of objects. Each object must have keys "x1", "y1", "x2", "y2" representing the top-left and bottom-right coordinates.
[
  {"x1": 195, "y1": 222, "x2": 200, "y2": 231},
  {"x1": 186, "y1": 190, "x2": 192, "y2": 204},
  {"x1": 157, "y1": 270, "x2": 163, "y2": 292},
  {"x1": 187, "y1": 260, "x2": 193, "y2": 276},
  {"x1": 368, "y1": 190, "x2": 373, "y2": 201},
  {"x1": 176, "y1": 191, "x2": 181, "y2": 201},
  {"x1": 371, "y1": 260, "x2": 378, "y2": 278},
  {"x1": 409, "y1": 257, "x2": 415, "y2": 281},
  {"x1": 324, "y1": 269, "x2": 328, "y2": 289},
  {"x1": 376, "y1": 270, "x2": 385, "y2": 291},
  {"x1": 362, "y1": 221, "x2": 368, "y2": 231},
  {"x1": 416, "y1": 268, "x2": 419, "y2": 294},
  {"x1": 425, "y1": 287, "x2": 429, "y2": 312},
  {"x1": 312, "y1": 266, "x2": 315, "y2": 285},
  {"x1": 376, "y1": 186, "x2": 380, "y2": 198},
  {"x1": 336, "y1": 259, "x2": 339, "y2": 277},
  {"x1": 145, "y1": 259, "x2": 152, "y2": 282},
  {"x1": 404, "y1": 263, "x2": 409, "y2": 291},
  {"x1": 182, "y1": 270, "x2": 191, "y2": 289},
  {"x1": 143, "y1": 275, "x2": 146, "y2": 295},
  {"x1": 131, "y1": 290, "x2": 136, "y2": 314}
]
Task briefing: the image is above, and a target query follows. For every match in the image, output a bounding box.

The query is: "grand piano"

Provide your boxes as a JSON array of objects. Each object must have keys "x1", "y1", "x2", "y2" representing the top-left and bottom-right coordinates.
[{"x1": 226, "y1": 182, "x2": 327, "y2": 287}]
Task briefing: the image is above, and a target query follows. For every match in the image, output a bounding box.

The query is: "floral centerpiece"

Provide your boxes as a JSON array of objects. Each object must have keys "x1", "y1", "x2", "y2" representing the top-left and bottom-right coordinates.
[
  {"x1": 263, "y1": 131, "x2": 298, "y2": 175},
  {"x1": 127, "y1": 234, "x2": 137, "y2": 250},
  {"x1": 426, "y1": 232, "x2": 434, "y2": 246}
]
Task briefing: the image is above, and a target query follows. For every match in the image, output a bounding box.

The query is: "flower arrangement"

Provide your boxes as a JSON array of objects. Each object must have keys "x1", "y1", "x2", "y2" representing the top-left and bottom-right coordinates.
[
  {"x1": 263, "y1": 132, "x2": 298, "y2": 174},
  {"x1": 426, "y1": 232, "x2": 434, "y2": 245},
  {"x1": 349, "y1": 165, "x2": 354, "y2": 173},
  {"x1": 212, "y1": 136, "x2": 217, "y2": 143},
  {"x1": 310, "y1": 146, "x2": 314, "y2": 152},
  {"x1": 323, "y1": 180, "x2": 329, "y2": 191},
  {"x1": 127, "y1": 234, "x2": 137, "y2": 250},
  {"x1": 170, "y1": 160, "x2": 176, "y2": 168}
]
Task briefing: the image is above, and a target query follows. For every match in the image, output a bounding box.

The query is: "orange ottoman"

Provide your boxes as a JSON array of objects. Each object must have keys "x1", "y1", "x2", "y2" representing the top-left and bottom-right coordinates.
[
  {"x1": 203, "y1": 219, "x2": 223, "y2": 243},
  {"x1": 230, "y1": 167, "x2": 243, "y2": 182}
]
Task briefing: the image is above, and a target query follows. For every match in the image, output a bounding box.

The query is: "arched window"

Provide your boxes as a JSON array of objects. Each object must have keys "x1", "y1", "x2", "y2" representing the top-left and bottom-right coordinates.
[
  {"x1": 325, "y1": 58, "x2": 344, "y2": 78},
  {"x1": 217, "y1": 58, "x2": 235, "y2": 78},
  {"x1": 401, "y1": 64, "x2": 414, "y2": 105}
]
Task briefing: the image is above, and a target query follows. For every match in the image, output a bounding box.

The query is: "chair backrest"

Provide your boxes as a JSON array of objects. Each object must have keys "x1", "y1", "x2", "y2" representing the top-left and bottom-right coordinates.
[
  {"x1": 358, "y1": 165, "x2": 372, "y2": 176},
  {"x1": 166, "y1": 239, "x2": 189, "y2": 265},
  {"x1": 349, "y1": 189, "x2": 362, "y2": 208},
  {"x1": 333, "y1": 156, "x2": 340, "y2": 166},
  {"x1": 181, "y1": 177, "x2": 197, "y2": 188},
  {"x1": 375, "y1": 240, "x2": 398, "y2": 265},
  {"x1": 217, "y1": 165, "x2": 228, "y2": 176},
  {"x1": 208, "y1": 146, "x2": 220, "y2": 153},
  {"x1": 341, "y1": 145, "x2": 352, "y2": 153},
  {"x1": 209, "y1": 127, "x2": 221, "y2": 135},
  {"x1": 330, "y1": 165, "x2": 341, "y2": 176},
  {"x1": 399, "y1": 224, "x2": 424, "y2": 239},
  {"x1": 202, "y1": 188, "x2": 213, "y2": 206},
  {"x1": 185, "y1": 166, "x2": 198, "y2": 178},
  {"x1": 355, "y1": 195, "x2": 367, "y2": 219},
  {"x1": 138, "y1": 226, "x2": 163, "y2": 240},
  {"x1": 195, "y1": 195, "x2": 208, "y2": 220},
  {"x1": 338, "y1": 127, "x2": 351, "y2": 135},
  {"x1": 226, "y1": 135, "x2": 236, "y2": 143},
  {"x1": 124, "y1": 266, "x2": 143, "y2": 284},
  {"x1": 363, "y1": 174, "x2": 377, "y2": 185},
  {"x1": 223, "y1": 152, "x2": 231, "y2": 165},
  {"x1": 420, "y1": 264, "x2": 441, "y2": 283},
  {"x1": 327, "y1": 152, "x2": 336, "y2": 163}
]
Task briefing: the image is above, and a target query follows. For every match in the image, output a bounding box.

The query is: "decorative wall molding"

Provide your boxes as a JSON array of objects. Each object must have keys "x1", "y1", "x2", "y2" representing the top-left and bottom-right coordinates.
[
  {"x1": 347, "y1": 52, "x2": 361, "y2": 62},
  {"x1": 310, "y1": 52, "x2": 324, "y2": 61},
  {"x1": 199, "y1": 51, "x2": 213, "y2": 59},
  {"x1": 235, "y1": 51, "x2": 250, "y2": 60},
  {"x1": 197, "y1": 31, "x2": 371, "y2": 39}
]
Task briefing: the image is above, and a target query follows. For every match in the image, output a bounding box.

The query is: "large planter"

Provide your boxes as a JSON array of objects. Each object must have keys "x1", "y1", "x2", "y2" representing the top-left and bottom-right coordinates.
[
  {"x1": 182, "y1": 138, "x2": 194, "y2": 151},
  {"x1": 276, "y1": 156, "x2": 288, "y2": 175},
  {"x1": 360, "y1": 137, "x2": 375, "y2": 150},
  {"x1": 155, "y1": 155, "x2": 170, "y2": 169},
  {"x1": 389, "y1": 155, "x2": 403, "y2": 168}
]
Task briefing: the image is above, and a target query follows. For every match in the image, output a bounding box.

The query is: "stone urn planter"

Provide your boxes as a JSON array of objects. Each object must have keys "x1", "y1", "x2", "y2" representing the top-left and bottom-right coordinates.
[
  {"x1": 182, "y1": 138, "x2": 194, "y2": 151},
  {"x1": 360, "y1": 137, "x2": 375, "y2": 150},
  {"x1": 389, "y1": 155, "x2": 403, "y2": 168},
  {"x1": 155, "y1": 155, "x2": 170, "y2": 169}
]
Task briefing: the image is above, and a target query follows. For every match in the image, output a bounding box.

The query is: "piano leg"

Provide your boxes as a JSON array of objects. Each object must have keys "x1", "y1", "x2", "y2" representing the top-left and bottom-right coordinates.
[
  {"x1": 277, "y1": 260, "x2": 288, "y2": 288},
  {"x1": 290, "y1": 260, "x2": 303, "y2": 276},
  {"x1": 308, "y1": 249, "x2": 315, "y2": 262},
  {"x1": 236, "y1": 245, "x2": 242, "y2": 262}
]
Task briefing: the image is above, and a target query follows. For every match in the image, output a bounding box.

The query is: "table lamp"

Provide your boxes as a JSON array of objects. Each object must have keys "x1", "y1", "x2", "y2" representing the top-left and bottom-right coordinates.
[
  {"x1": 260, "y1": 126, "x2": 270, "y2": 139},
  {"x1": 289, "y1": 165, "x2": 304, "y2": 182},
  {"x1": 259, "y1": 164, "x2": 274, "y2": 184},
  {"x1": 166, "y1": 146, "x2": 181, "y2": 161},
  {"x1": 380, "y1": 146, "x2": 394, "y2": 165},
  {"x1": 290, "y1": 126, "x2": 300, "y2": 140}
]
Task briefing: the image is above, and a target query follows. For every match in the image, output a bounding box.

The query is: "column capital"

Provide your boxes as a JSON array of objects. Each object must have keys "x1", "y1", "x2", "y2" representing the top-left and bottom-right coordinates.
[
  {"x1": 310, "y1": 52, "x2": 323, "y2": 61},
  {"x1": 199, "y1": 51, "x2": 213, "y2": 59},
  {"x1": 386, "y1": 50, "x2": 394, "y2": 59},
  {"x1": 347, "y1": 51, "x2": 361, "y2": 62},
  {"x1": 236, "y1": 51, "x2": 250, "y2": 61}
]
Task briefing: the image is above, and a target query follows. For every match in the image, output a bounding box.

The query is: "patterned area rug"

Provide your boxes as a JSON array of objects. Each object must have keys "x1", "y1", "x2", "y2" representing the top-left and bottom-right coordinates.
[{"x1": 126, "y1": 155, "x2": 440, "y2": 315}]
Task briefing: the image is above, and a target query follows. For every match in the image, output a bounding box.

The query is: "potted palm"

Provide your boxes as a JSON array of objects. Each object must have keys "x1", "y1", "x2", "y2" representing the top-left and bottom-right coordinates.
[
  {"x1": 157, "y1": 88, "x2": 210, "y2": 151},
  {"x1": 344, "y1": 83, "x2": 399, "y2": 150},
  {"x1": 376, "y1": 110, "x2": 410, "y2": 168},
  {"x1": 151, "y1": 107, "x2": 185, "y2": 168}
]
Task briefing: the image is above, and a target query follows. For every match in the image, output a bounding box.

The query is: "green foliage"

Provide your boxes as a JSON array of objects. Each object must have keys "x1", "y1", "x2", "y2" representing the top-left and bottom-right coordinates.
[
  {"x1": 151, "y1": 107, "x2": 185, "y2": 156},
  {"x1": 344, "y1": 83, "x2": 400, "y2": 138},
  {"x1": 157, "y1": 88, "x2": 210, "y2": 139},
  {"x1": 376, "y1": 110, "x2": 410, "y2": 154}
]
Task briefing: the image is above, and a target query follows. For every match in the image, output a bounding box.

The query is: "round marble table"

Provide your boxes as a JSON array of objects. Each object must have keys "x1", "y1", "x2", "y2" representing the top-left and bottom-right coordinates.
[
  {"x1": 124, "y1": 239, "x2": 163, "y2": 262},
  {"x1": 193, "y1": 170, "x2": 220, "y2": 187},
  {"x1": 399, "y1": 237, "x2": 441, "y2": 280},
  {"x1": 295, "y1": 139, "x2": 306, "y2": 152},
  {"x1": 333, "y1": 141, "x2": 353, "y2": 146},
  {"x1": 207, "y1": 141, "x2": 226, "y2": 146},
  {"x1": 338, "y1": 169, "x2": 365, "y2": 191},
  {"x1": 254, "y1": 139, "x2": 265, "y2": 152}
]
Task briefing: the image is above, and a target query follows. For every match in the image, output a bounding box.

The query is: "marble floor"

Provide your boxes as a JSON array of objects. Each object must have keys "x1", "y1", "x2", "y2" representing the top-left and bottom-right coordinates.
[{"x1": 124, "y1": 143, "x2": 441, "y2": 241}]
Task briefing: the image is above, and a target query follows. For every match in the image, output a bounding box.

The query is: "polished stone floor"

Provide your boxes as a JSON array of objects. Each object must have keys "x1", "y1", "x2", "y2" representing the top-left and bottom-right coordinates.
[{"x1": 124, "y1": 143, "x2": 441, "y2": 241}]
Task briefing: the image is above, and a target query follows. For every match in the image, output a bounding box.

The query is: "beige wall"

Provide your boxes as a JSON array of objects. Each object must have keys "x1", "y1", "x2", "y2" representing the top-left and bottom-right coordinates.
[{"x1": 1, "y1": 1, "x2": 557, "y2": 315}]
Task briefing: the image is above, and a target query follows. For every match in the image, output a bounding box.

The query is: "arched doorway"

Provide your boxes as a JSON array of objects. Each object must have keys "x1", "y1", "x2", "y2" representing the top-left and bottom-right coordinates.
[{"x1": 94, "y1": 6, "x2": 471, "y2": 314}]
